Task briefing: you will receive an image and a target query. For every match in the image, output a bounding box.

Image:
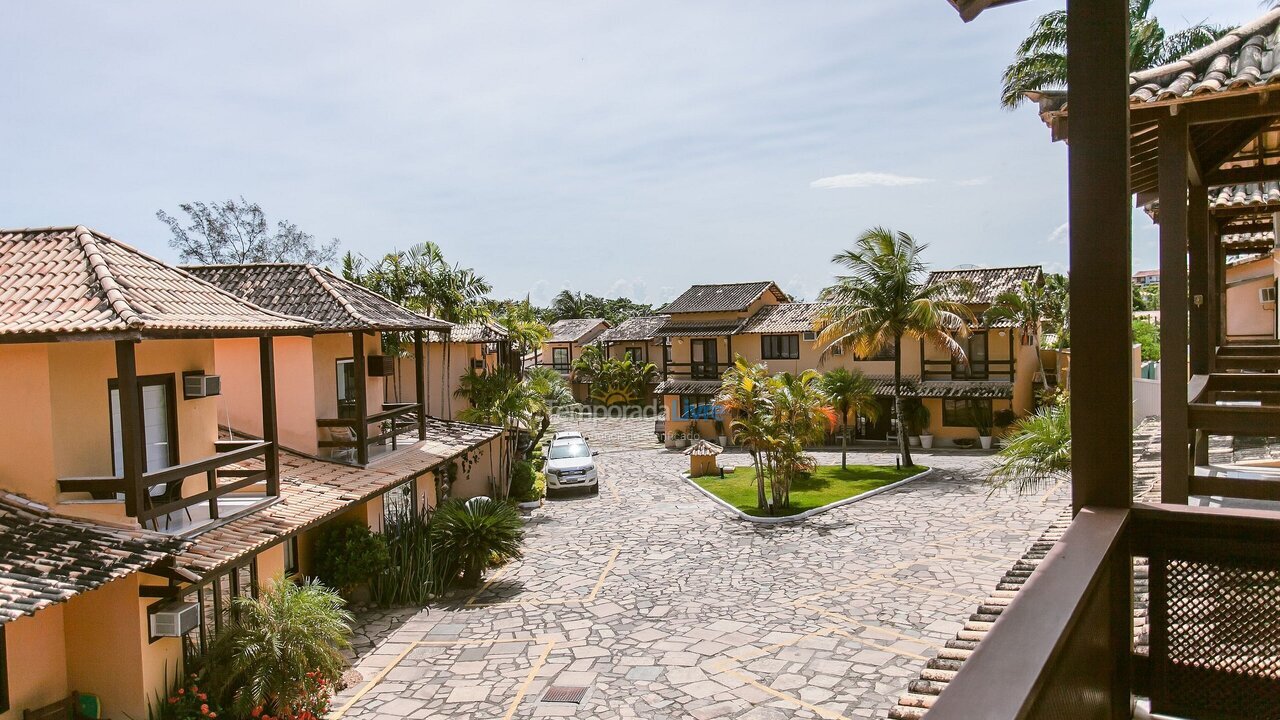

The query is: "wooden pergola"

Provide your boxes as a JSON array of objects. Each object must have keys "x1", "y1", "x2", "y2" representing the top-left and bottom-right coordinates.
[{"x1": 924, "y1": 3, "x2": 1280, "y2": 719}]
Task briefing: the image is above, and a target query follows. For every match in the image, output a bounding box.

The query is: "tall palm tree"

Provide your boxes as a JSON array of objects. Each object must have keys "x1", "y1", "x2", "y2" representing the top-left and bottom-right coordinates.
[
  {"x1": 1042, "y1": 272, "x2": 1070, "y2": 346},
  {"x1": 550, "y1": 290, "x2": 592, "y2": 320},
  {"x1": 715, "y1": 358, "x2": 772, "y2": 510},
  {"x1": 819, "y1": 368, "x2": 880, "y2": 470},
  {"x1": 984, "y1": 279, "x2": 1049, "y2": 384},
  {"x1": 816, "y1": 228, "x2": 975, "y2": 467},
  {"x1": 1000, "y1": 0, "x2": 1228, "y2": 108},
  {"x1": 495, "y1": 297, "x2": 552, "y2": 357},
  {"x1": 455, "y1": 368, "x2": 529, "y2": 496}
]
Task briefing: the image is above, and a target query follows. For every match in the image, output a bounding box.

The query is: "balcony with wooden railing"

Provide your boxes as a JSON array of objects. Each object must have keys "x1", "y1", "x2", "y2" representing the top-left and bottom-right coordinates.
[{"x1": 317, "y1": 401, "x2": 422, "y2": 464}]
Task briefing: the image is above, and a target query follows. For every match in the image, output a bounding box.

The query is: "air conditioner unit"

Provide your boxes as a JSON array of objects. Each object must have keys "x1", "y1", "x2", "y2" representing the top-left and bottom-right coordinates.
[
  {"x1": 149, "y1": 601, "x2": 200, "y2": 638},
  {"x1": 1261, "y1": 286, "x2": 1278, "y2": 304},
  {"x1": 183, "y1": 372, "x2": 221, "y2": 399},
  {"x1": 802, "y1": 331, "x2": 817, "y2": 341},
  {"x1": 471, "y1": 358, "x2": 486, "y2": 370},
  {"x1": 366, "y1": 355, "x2": 396, "y2": 376}
]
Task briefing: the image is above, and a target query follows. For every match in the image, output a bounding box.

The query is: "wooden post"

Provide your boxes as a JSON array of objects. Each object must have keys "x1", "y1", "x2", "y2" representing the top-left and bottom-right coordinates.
[
  {"x1": 1188, "y1": 182, "x2": 1210, "y2": 375},
  {"x1": 353, "y1": 331, "x2": 369, "y2": 465},
  {"x1": 414, "y1": 330, "x2": 426, "y2": 438},
  {"x1": 115, "y1": 340, "x2": 145, "y2": 518},
  {"x1": 259, "y1": 337, "x2": 279, "y2": 496},
  {"x1": 1067, "y1": 0, "x2": 1133, "y2": 514},
  {"x1": 1159, "y1": 115, "x2": 1190, "y2": 504},
  {"x1": 1209, "y1": 219, "x2": 1225, "y2": 365}
]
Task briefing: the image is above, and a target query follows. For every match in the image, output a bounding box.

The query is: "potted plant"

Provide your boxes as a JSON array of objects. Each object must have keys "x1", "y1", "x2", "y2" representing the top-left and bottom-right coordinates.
[
  {"x1": 917, "y1": 402, "x2": 935, "y2": 449},
  {"x1": 968, "y1": 401, "x2": 994, "y2": 450},
  {"x1": 714, "y1": 418, "x2": 727, "y2": 447},
  {"x1": 904, "y1": 400, "x2": 930, "y2": 448}
]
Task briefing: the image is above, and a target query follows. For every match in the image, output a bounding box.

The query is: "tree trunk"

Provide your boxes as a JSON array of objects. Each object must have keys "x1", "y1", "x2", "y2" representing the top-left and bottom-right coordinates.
[
  {"x1": 895, "y1": 335, "x2": 913, "y2": 467},
  {"x1": 840, "y1": 408, "x2": 848, "y2": 470},
  {"x1": 752, "y1": 450, "x2": 767, "y2": 510}
]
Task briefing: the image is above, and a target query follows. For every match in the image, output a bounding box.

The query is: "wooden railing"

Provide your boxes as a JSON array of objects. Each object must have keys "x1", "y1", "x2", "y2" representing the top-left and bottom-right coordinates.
[
  {"x1": 664, "y1": 361, "x2": 731, "y2": 380},
  {"x1": 59, "y1": 440, "x2": 275, "y2": 526},
  {"x1": 1215, "y1": 343, "x2": 1280, "y2": 372},
  {"x1": 317, "y1": 402, "x2": 422, "y2": 460},
  {"x1": 927, "y1": 503, "x2": 1280, "y2": 720},
  {"x1": 1186, "y1": 373, "x2": 1280, "y2": 501},
  {"x1": 921, "y1": 359, "x2": 1016, "y2": 381}
]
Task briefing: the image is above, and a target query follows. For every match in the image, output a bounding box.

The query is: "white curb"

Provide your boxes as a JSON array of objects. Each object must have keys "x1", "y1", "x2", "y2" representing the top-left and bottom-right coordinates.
[{"x1": 682, "y1": 467, "x2": 935, "y2": 525}]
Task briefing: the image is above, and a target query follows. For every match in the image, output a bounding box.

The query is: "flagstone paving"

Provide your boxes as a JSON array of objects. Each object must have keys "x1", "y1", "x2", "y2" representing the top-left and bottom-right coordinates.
[{"x1": 332, "y1": 417, "x2": 1067, "y2": 719}]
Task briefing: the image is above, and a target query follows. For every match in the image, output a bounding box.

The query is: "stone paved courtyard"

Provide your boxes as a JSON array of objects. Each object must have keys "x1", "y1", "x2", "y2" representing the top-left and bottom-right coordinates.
[{"x1": 331, "y1": 417, "x2": 1068, "y2": 720}]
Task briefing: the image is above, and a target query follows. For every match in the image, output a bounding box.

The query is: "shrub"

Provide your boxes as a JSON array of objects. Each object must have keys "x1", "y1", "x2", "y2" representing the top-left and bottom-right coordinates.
[
  {"x1": 314, "y1": 521, "x2": 388, "y2": 594},
  {"x1": 371, "y1": 503, "x2": 454, "y2": 606},
  {"x1": 508, "y1": 460, "x2": 545, "y2": 503},
  {"x1": 204, "y1": 578, "x2": 351, "y2": 719},
  {"x1": 432, "y1": 498, "x2": 523, "y2": 587}
]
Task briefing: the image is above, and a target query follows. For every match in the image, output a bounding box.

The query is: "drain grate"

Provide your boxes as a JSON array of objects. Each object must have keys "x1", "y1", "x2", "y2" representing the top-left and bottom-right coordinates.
[{"x1": 541, "y1": 685, "x2": 589, "y2": 704}]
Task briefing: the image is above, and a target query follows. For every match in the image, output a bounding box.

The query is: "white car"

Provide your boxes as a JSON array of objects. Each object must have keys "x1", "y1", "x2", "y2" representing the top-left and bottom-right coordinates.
[
  {"x1": 552, "y1": 430, "x2": 585, "y2": 442},
  {"x1": 544, "y1": 439, "x2": 599, "y2": 494}
]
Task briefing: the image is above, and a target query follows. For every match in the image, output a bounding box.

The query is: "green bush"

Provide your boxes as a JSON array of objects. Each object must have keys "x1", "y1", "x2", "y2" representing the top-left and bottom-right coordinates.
[
  {"x1": 508, "y1": 460, "x2": 545, "y2": 503},
  {"x1": 314, "y1": 521, "x2": 388, "y2": 593},
  {"x1": 371, "y1": 503, "x2": 454, "y2": 606},
  {"x1": 204, "y1": 578, "x2": 351, "y2": 719},
  {"x1": 1133, "y1": 318, "x2": 1161, "y2": 361},
  {"x1": 432, "y1": 498, "x2": 524, "y2": 587}
]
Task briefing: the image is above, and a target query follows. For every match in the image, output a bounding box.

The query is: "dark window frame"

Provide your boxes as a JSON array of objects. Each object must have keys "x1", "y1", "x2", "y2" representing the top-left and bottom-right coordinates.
[
  {"x1": 551, "y1": 347, "x2": 570, "y2": 371},
  {"x1": 690, "y1": 338, "x2": 719, "y2": 378},
  {"x1": 336, "y1": 357, "x2": 357, "y2": 419},
  {"x1": 954, "y1": 332, "x2": 989, "y2": 379},
  {"x1": 622, "y1": 346, "x2": 644, "y2": 362},
  {"x1": 942, "y1": 398, "x2": 991, "y2": 427},
  {"x1": 108, "y1": 373, "x2": 180, "y2": 476},
  {"x1": 761, "y1": 334, "x2": 800, "y2": 360},
  {"x1": 679, "y1": 394, "x2": 716, "y2": 420},
  {"x1": 284, "y1": 535, "x2": 300, "y2": 577}
]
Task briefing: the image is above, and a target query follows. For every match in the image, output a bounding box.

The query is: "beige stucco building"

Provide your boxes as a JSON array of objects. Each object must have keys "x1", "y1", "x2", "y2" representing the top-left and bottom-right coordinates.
[{"x1": 531, "y1": 318, "x2": 610, "y2": 402}]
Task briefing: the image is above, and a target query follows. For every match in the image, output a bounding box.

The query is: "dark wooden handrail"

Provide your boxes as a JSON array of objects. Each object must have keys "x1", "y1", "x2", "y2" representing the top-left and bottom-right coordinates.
[
  {"x1": 142, "y1": 441, "x2": 269, "y2": 487},
  {"x1": 316, "y1": 403, "x2": 422, "y2": 458}
]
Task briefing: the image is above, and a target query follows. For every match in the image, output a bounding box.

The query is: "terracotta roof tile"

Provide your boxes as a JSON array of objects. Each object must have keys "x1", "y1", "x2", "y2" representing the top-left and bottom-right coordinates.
[
  {"x1": 546, "y1": 318, "x2": 609, "y2": 344},
  {"x1": 0, "y1": 227, "x2": 313, "y2": 339},
  {"x1": 429, "y1": 321, "x2": 508, "y2": 343},
  {"x1": 1129, "y1": 11, "x2": 1280, "y2": 104},
  {"x1": 739, "y1": 303, "x2": 821, "y2": 334},
  {"x1": 0, "y1": 493, "x2": 185, "y2": 623},
  {"x1": 925, "y1": 266, "x2": 1043, "y2": 305},
  {"x1": 658, "y1": 282, "x2": 789, "y2": 314},
  {"x1": 595, "y1": 316, "x2": 669, "y2": 343},
  {"x1": 186, "y1": 264, "x2": 451, "y2": 332},
  {"x1": 174, "y1": 419, "x2": 502, "y2": 577}
]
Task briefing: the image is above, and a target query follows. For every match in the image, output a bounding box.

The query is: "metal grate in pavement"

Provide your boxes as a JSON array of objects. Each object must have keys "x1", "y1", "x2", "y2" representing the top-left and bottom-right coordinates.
[{"x1": 541, "y1": 685, "x2": 589, "y2": 704}]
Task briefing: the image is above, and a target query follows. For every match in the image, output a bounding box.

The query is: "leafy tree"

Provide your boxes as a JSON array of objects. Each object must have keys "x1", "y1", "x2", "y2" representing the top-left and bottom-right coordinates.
[
  {"x1": 1000, "y1": 0, "x2": 1228, "y2": 108},
  {"x1": 347, "y1": 242, "x2": 492, "y2": 324},
  {"x1": 157, "y1": 197, "x2": 339, "y2": 266},
  {"x1": 816, "y1": 227, "x2": 975, "y2": 467},
  {"x1": 1133, "y1": 317, "x2": 1161, "y2": 361},
  {"x1": 432, "y1": 498, "x2": 523, "y2": 587},
  {"x1": 984, "y1": 279, "x2": 1050, "y2": 382},
  {"x1": 986, "y1": 403, "x2": 1072, "y2": 494},
  {"x1": 313, "y1": 521, "x2": 388, "y2": 594},
  {"x1": 524, "y1": 366, "x2": 574, "y2": 449},
  {"x1": 1133, "y1": 283, "x2": 1160, "y2": 311},
  {"x1": 490, "y1": 298, "x2": 551, "y2": 357},
  {"x1": 819, "y1": 368, "x2": 880, "y2": 470},
  {"x1": 716, "y1": 358, "x2": 773, "y2": 510},
  {"x1": 544, "y1": 290, "x2": 654, "y2": 325},
  {"x1": 1043, "y1": 272, "x2": 1070, "y2": 346},
  {"x1": 455, "y1": 368, "x2": 528, "y2": 495},
  {"x1": 204, "y1": 578, "x2": 352, "y2": 718},
  {"x1": 550, "y1": 290, "x2": 592, "y2": 320}
]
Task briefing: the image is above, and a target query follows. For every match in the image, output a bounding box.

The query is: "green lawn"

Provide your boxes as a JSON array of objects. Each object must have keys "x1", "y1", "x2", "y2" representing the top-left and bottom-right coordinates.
[{"x1": 693, "y1": 464, "x2": 925, "y2": 517}]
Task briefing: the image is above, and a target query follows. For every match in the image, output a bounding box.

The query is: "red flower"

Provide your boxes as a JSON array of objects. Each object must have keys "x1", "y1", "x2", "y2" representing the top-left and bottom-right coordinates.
[
  {"x1": 251, "y1": 707, "x2": 263, "y2": 718},
  {"x1": 178, "y1": 689, "x2": 185, "y2": 695},
  {"x1": 168, "y1": 698, "x2": 178, "y2": 705},
  {"x1": 200, "y1": 704, "x2": 209, "y2": 714}
]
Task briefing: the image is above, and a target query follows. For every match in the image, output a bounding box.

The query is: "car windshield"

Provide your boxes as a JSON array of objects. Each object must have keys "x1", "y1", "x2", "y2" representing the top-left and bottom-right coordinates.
[{"x1": 548, "y1": 443, "x2": 591, "y2": 460}]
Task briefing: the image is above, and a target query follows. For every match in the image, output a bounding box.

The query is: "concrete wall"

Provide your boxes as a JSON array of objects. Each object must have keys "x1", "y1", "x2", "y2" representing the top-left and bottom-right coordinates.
[
  {"x1": 1225, "y1": 255, "x2": 1277, "y2": 340},
  {"x1": 214, "y1": 336, "x2": 318, "y2": 454}
]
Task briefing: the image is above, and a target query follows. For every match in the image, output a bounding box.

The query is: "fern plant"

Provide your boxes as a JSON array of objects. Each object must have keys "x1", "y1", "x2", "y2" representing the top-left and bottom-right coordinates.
[
  {"x1": 203, "y1": 578, "x2": 352, "y2": 719},
  {"x1": 431, "y1": 498, "x2": 523, "y2": 587},
  {"x1": 986, "y1": 403, "x2": 1071, "y2": 494}
]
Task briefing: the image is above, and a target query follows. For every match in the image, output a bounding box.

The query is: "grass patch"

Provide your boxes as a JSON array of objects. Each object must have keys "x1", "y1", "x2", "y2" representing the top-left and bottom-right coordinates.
[{"x1": 693, "y1": 464, "x2": 925, "y2": 517}]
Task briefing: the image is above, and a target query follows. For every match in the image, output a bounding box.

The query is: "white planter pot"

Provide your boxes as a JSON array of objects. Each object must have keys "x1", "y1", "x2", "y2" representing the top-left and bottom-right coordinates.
[
  {"x1": 718, "y1": 435, "x2": 728, "y2": 447},
  {"x1": 908, "y1": 436, "x2": 921, "y2": 448},
  {"x1": 979, "y1": 435, "x2": 993, "y2": 450},
  {"x1": 920, "y1": 434, "x2": 934, "y2": 449},
  {"x1": 517, "y1": 499, "x2": 542, "y2": 510}
]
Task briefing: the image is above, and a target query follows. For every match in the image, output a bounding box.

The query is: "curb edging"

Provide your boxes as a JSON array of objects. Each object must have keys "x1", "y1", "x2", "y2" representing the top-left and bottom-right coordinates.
[{"x1": 682, "y1": 467, "x2": 935, "y2": 525}]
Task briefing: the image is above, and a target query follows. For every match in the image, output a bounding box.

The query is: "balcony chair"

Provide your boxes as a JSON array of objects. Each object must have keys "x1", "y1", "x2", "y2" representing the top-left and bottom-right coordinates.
[{"x1": 144, "y1": 479, "x2": 192, "y2": 531}]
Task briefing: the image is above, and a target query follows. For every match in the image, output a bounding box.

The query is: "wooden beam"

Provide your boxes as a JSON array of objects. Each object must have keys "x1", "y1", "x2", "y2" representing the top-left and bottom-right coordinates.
[
  {"x1": 1131, "y1": 89, "x2": 1280, "y2": 126},
  {"x1": 1159, "y1": 115, "x2": 1191, "y2": 504},
  {"x1": 1188, "y1": 183, "x2": 1210, "y2": 375},
  {"x1": 1069, "y1": 0, "x2": 1134, "y2": 515},
  {"x1": 414, "y1": 330, "x2": 426, "y2": 438},
  {"x1": 1207, "y1": 221, "x2": 1223, "y2": 370},
  {"x1": 259, "y1": 337, "x2": 279, "y2": 497},
  {"x1": 1205, "y1": 163, "x2": 1280, "y2": 186},
  {"x1": 353, "y1": 331, "x2": 369, "y2": 465},
  {"x1": 115, "y1": 340, "x2": 144, "y2": 518}
]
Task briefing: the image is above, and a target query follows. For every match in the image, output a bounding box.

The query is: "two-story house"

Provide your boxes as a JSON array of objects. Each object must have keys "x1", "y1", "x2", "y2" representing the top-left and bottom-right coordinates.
[
  {"x1": 592, "y1": 315, "x2": 669, "y2": 405},
  {"x1": 411, "y1": 321, "x2": 513, "y2": 419},
  {"x1": 656, "y1": 268, "x2": 1044, "y2": 447},
  {"x1": 0, "y1": 230, "x2": 505, "y2": 720},
  {"x1": 533, "y1": 318, "x2": 610, "y2": 401}
]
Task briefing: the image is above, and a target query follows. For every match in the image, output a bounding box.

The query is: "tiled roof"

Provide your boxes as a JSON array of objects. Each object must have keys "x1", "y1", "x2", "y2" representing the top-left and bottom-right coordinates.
[
  {"x1": 654, "y1": 379, "x2": 721, "y2": 396},
  {"x1": 739, "y1": 303, "x2": 821, "y2": 334},
  {"x1": 658, "y1": 282, "x2": 789, "y2": 314},
  {"x1": 0, "y1": 226, "x2": 313, "y2": 340},
  {"x1": 865, "y1": 375, "x2": 1016, "y2": 399},
  {"x1": 1222, "y1": 232, "x2": 1277, "y2": 254},
  {"x1": 429, "y1": 321, "x2": 508, "y2": 344},
  {"x1": 683, "y1": 440, "x2": 723, "y2": 456},
  {"x1": 546, "y1": 318, "x2": 609, "y2": 344},
  {"x1": 186, "y1": 264, "x2": 451, "y2": 333},
  {"x1": 654, "y1": 319, "x2": 744, "y2": 338},
  {"x1": 1129, "y1": 10, "x2": 1280, "y2": 104},
  {"x1": 1213, "y1": 182, "x2": 1280, "y2": 209},
  {"x1": 925, "y1": 266, "x2": 1042, "y2": 305},
  {"x1": 175, "y1": 419, "x2": 502, "y2": 577},
  {"x1": 595, "y1": 316, "x2": 669, "y2": 343},
  {"x1": 0, "y1": 493, "x2": 184, "y2": 623}
]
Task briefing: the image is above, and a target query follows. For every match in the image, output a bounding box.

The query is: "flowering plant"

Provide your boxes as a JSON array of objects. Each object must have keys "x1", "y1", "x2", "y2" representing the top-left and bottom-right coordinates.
[
  {"x1": 248, "y1": 673, "x2": 331, "y2": 720},
  {"x1": 165, "y1": 675, "x2": 220, "y2": 720}
]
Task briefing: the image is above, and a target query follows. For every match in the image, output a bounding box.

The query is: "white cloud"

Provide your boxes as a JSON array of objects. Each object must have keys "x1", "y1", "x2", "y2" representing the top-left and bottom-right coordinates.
[
  {"x1": 954, "y1": 176, "x2": 990, "y2": 187},
  {"x1": 810, "y1": 172, "x2": 935, "y2": 189},
  {"x1": 1046, "y1": 222, "x2": 1069, "y2": 245}
]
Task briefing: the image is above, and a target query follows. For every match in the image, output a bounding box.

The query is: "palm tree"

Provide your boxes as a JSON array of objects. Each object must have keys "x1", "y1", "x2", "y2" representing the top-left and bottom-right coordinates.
[
  {"x1": 455, "y1": 368, "x2": 529, "y2": 496},
  {"x1": 550, "y1": 290, "x2": 592, "y2": 320},
  {"x1": 816, "y1": 228, "x2": 975, "y2": 467},
  {"x1": 204, "y1": 578, "x2": 352, "y2": 717},
  {"x1": 715, "y1": 358, "x2": 773, "y2": 510},
  {"x1": 769, "y1": 371, "x2": 835, "y2": 508},
  {"x1": 819, "y1": 368, "x2": 880, "y2": 470},
  {"x1": 570, "y1": 343, "x2": 608, "y2": 386},
  {"x1": 524, "y1": 366, "x2": 574, "y2": 449},
  {"x1": 494, "y1": 297, "x2": 551, "y2": 357},
  {"x1": 984, "y1": 279, "x2": 1049, "y2": 384},
  {"x1": 432, "y1": 498, "x2": 523, "y2": 587},
  {"x1": 350, "y1": 242, "x2": 492, "y2": 324},
  {"x1": 986, "y1": 403, "x2": 1072, "y2": 494},
  {"x1": 1042, "y1": 272, "x2": 1070, "y2": 346},
  {"x1": 1001, "y1": 0, "x2": 1228, "y2": 108}
]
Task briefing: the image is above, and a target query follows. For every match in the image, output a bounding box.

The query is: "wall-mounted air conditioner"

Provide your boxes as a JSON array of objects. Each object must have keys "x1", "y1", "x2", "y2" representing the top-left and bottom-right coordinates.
[
  {"x1": 1261, "y1": 286, "x2": 1277, "y2": 304},
  {"x1": 366, "y1": 355, "x2": 396, "y2": 376},
  {"x1": 183, "y1": 372, "x2": 221, "y2": 399},
  {"x1": 802, "y1": 331, "x2": 817, "y2": 341},
  {"x1": 472, "y1": 358, "x2": 486, "y2": 370},
  {"x1": 150, "y1": 601, "x2": 200, "y2": 637}
]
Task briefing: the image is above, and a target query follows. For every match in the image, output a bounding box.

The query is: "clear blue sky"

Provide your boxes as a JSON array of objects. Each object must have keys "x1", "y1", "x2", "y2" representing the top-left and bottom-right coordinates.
[{"x1": 1, "y1": 1, "x2": 1258, "y2": 305}]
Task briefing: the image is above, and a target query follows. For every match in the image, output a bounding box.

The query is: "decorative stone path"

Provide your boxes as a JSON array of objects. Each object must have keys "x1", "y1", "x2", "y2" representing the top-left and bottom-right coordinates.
[{"x1": 332, "y1": 417, "x2": 1067, "y2": 719}]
